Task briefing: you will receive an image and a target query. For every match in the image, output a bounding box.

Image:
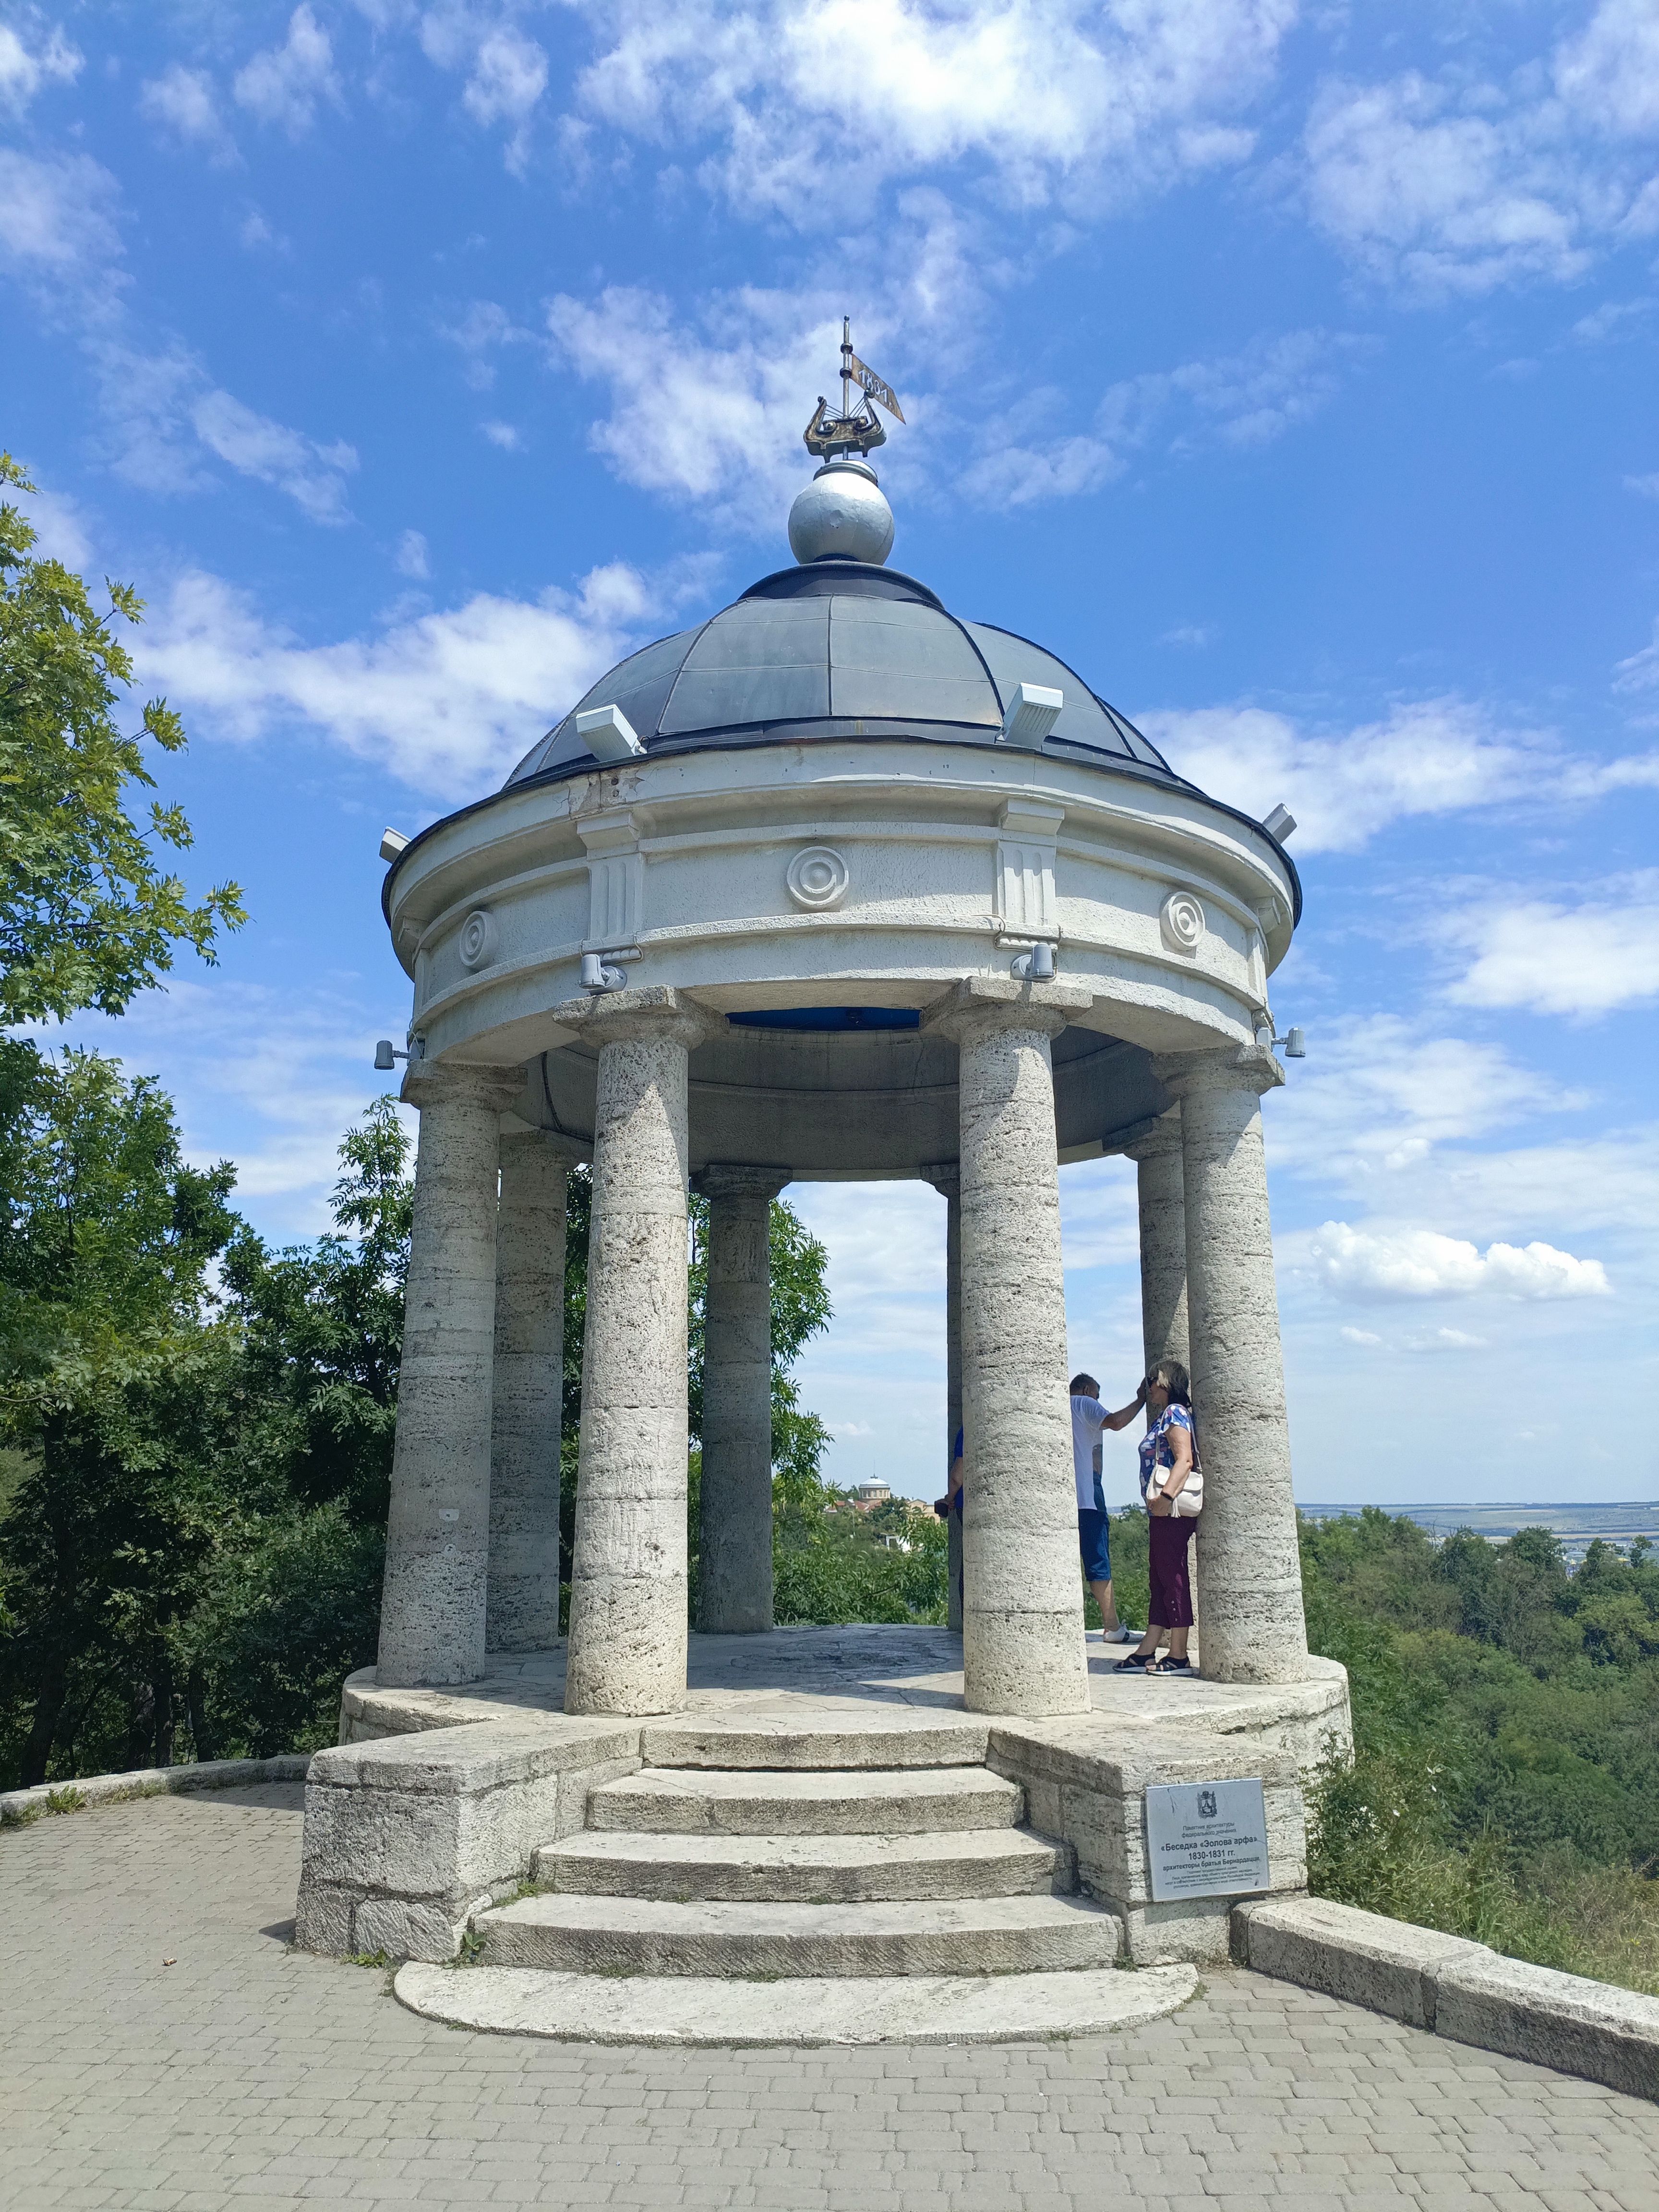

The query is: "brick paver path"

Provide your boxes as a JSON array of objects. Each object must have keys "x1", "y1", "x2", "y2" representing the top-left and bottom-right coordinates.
[{"x1": 3, "y1": 1784, "x2": 1656, "y2": 2211}]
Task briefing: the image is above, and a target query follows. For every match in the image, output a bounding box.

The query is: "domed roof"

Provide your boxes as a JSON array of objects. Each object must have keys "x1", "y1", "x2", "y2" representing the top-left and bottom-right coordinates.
[{"x1": 503, "y1": 558, "x2": 1175, "y2": 790}]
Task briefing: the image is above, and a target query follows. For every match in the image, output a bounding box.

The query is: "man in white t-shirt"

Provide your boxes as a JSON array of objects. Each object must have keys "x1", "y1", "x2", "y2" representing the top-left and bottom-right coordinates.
[{"x1": 1069, "y1": 1371, "x2": 1146, "y2": 1643}]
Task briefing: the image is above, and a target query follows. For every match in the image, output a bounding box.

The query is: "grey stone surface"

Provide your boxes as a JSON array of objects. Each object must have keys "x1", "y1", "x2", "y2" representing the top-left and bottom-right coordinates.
[
  {"x1": 922, "y1": 1162, "x2": 964, "y2": 1635},
  {"x1": 696, "y1": 1166, "x2": 788, "y2": 1634},
  {"x1": 379, "y1": 1058, "x2": 528, "y2": 1688},
  {"x1": 533, "y1": 1824, "x2": 1072, "y2": 1902},
  {"x1": 1235, "y1": 1892, "x2": 1490, "y2": 2029},
  {"x1": 564, "y1": 989, "x2": 720, "y2": 1717},
  {"x1": 474, "y1": 1888, "x2": 1126, "y2": 1977},
  {"x1": 487, "y1": 1129, "x2": 571, "y2": 1653},
  {"x1": 295, "y1": 1717, "x2": 640, "y2": 1961},
  {"x1": 641, "y1": 1715, "x2": 991, "y2": 1768},
  {"x1": 1237, "y1": 1891, "x2": 1659, "y2": 2104},
  {"x1": 1123, "y1": 1112, "x2": 1190, "y2": 1375},
  {"x1": 11, "y1": 1783, "x2": 1659, "y2": 2211},
  {"x1": 1153, "y1": 1044, "x2": 1310, "y2": 1684},
  {"x1": 588, "y1": 1763, "x2": 1025, "y2": 1837},
  {"x1": 397, "y1": 1958, "x2": 1198, "y2": 2046},
  {"x1": 926, "y1": 979, "x2": 1093, "y2": 1719},
  {"x1": 0, "y1": 1752, "x2": 309, "y2": 1825}
]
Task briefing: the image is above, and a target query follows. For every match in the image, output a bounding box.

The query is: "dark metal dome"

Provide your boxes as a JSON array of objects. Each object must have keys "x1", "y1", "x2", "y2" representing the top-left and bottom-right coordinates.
[{"x1": 503, "y1": 558, "x2": 1175, "y2": 790}]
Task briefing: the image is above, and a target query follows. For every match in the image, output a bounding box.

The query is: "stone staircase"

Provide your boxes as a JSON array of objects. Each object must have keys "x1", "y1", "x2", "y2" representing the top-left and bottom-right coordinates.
[{"x1": 468, "y1": 1719, "x2": 1122, "y2": 1982}]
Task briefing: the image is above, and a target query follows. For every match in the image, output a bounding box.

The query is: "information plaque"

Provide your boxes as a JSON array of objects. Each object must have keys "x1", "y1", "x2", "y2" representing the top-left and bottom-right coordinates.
[{"x1": 1144, "y1": 1778, "x2": 1270, "y2": 1901}]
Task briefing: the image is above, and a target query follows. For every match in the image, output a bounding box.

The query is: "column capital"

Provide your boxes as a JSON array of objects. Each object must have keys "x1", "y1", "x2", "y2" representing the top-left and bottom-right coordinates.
[
  {"x1": 921, "y1": 974, "x2": 1091, "y2": 1046},
  {"x1": 1120, "y1": 1112, "x2": 1184, "y2": 1164},
  {"x1": 500, "y1": 1124, "x2": 589, "y2": 1166},
  {"x1": 693, "y1": 1164, "x2": 791, "y2": 1203},
  {"x1": 1150, "y1": 1041, "x2": 1284, "y2": 1102},
  {"x1": 548, "y1": 985, "x2": 723, "y2": 1055},
  {"x1": 400, "y1": 1058, "x2": 529, "y2": 1116},
  {"x1": 919, "y1": 1160, "x2": 960, "y2": 1200}
]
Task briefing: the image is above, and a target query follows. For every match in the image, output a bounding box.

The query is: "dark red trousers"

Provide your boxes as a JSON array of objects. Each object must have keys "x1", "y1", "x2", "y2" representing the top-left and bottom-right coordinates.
[{"x1": 1148, "y1": 1511, "x2": 1196, "y2": 1629}]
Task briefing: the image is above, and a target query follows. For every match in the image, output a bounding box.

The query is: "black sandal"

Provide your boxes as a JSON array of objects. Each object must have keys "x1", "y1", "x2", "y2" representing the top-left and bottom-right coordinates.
[{"x1": 1114, "y1": 1650, "x2": 1159, "y2": 1672}]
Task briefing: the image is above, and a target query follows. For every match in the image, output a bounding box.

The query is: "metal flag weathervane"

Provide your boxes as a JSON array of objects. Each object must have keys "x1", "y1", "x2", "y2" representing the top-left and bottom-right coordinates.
[{"x1": 804, "y1": 317, "x2": 905, "y2": 461}]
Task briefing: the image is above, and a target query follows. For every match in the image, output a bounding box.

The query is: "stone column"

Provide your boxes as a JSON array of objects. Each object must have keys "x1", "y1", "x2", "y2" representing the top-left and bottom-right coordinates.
[
  {"x1": 696, "y1": 1166, "x2": 789, "y2": 1634},
  {"x1": 378, "y1": 1061, "x2": 528, "y2": 1688},
  {"x1": 921, "y1": 1164, "x2": 963, "y2": 1633},
  {"x1": 925, "y1": 978, "x2": 1093, "y2": 1717},
  {"x1": 487, "y1": 1130, "x2": 578, "y2": 1654},
  {"x1": 564, "y1": 989, "x2": 719, "y2": 1716},
  {"x1": 1122, "y1": 1115, "x2": 1190, "y2": 1376},
  {"x1": 1151, "y1": 1043, "x2": 1308, "y2": 1685}
]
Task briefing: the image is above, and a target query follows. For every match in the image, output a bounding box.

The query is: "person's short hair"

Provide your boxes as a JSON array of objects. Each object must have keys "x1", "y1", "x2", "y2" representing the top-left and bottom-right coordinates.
[
  {"x1": 1069, "y1": 1372, "x2": 1099, "y2": 1397},
  {"x1": 1150, "y1": 1358, "x2": 1191, "y2": 1407}
]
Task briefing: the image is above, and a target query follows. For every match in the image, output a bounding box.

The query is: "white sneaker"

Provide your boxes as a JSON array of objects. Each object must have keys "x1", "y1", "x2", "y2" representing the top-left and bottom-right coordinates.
[{"x1": 1103, "y1": 1624, "x2": 1140, "y2": 1643}]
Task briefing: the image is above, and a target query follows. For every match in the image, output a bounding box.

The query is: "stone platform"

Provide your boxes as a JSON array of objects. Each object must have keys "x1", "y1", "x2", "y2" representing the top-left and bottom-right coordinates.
[{"x1": 298, "y1": 1625, "x2": 1350, "y2": 2007}]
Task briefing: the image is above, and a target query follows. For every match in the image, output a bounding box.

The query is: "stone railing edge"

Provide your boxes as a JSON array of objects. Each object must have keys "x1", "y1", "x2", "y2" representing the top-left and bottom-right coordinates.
[
  {"x1": 1233, "y1": 1891, "x2": 1659, "y2": 2105},
  {"x1": 0, "y1": 1752, "x2": 313, "y2": 1829}
]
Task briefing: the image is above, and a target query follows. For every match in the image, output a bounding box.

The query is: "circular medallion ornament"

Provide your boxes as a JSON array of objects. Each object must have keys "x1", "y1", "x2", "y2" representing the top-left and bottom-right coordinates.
[
  {"x1": 457, "y1": 908, "x2": 498, "y2": 970},
  {"x1": 786, "y1": 846, "x2": 850, "y2": 911},
  {"x1": 1159, "y1": 888, "x2": 1205, "y2": 957}
]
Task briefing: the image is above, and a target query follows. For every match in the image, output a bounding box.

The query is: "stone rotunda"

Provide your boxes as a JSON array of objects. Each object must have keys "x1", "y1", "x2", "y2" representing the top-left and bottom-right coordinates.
[
  {"x1": 295, "y1": 455, "x2": 1351, "y2": 2000},
  {"x1": 373, "y1": 454, "x2": 1311, "y2": 1719}
]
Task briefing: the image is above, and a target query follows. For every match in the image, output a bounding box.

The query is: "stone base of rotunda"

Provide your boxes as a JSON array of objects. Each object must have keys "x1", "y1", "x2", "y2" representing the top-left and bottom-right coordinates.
[{"x1": 294, "y1": 1626, "x2": 1350, "y2": 1975}]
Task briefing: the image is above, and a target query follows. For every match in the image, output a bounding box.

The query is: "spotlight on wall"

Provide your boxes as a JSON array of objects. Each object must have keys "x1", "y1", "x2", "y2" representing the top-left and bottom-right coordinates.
[
  {"x1": 373, "y1": 1036, "x2": 424, "y2": 1070},
  {"x1": 576, "y1": 704, "x2": 645, "y2": 762},
  {"x1": 1262, "y1": 802, "x2": 1297, "y2": 842},
  {"x1": 998, "y1": 683, "x2": 1064, "y2": 749},
  {"x1": 379, "y1": 828, "x2": 409, "y2": 862},
  {"x1": 580, "y1": 952, "x2": 627, "y2": 993},
  {"x1": 1273, "y1": 1026, "x2": 1307, "y2": 1059},
  {"x1": 1010, "y1": 941, "x2": 1056, "y2": 981}
]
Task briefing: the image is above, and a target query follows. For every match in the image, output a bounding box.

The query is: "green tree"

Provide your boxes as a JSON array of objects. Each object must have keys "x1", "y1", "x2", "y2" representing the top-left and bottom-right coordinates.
[{"x1": 0, "y1": 455, "x2": 244, "y2": 1028}]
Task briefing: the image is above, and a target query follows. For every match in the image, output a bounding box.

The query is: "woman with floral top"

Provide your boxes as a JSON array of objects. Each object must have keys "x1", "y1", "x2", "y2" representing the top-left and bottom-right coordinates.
[{"x1": 1115, "y1": 1358, "x2": 1200, "y2": 1676}]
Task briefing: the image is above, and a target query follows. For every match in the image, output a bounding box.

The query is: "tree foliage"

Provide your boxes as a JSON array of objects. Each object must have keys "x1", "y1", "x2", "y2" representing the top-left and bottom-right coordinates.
[{"x1": 0, "y1": 454, "x2": 244, "y2": 1028}]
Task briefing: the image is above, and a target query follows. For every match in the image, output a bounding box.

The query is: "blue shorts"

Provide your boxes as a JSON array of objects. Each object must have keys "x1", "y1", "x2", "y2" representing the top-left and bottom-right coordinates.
[{"x1": 1078, "y1": 1507, "x2": 1112, "y2": 1584}]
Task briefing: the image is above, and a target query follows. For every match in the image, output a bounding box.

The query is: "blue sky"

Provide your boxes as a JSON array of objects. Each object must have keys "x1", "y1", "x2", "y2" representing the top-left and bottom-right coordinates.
[{"x1": 3, "y1": 0, "x2": 1656, "y2": 1507}]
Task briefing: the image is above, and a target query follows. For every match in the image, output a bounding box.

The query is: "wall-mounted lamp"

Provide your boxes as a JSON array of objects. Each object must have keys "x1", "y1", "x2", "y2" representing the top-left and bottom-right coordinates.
[
  {"x1": 379, "y1": 828, "x2": 409, "y2": 862},
  {"x1": 999, "y1": 683, "x2": 1063, "y2": 749},
  {"x1": 577, "y1": 704, "x2": 645, "y2": 762},
  {"x1": 373, "y1": 1036, "x2": 424, "y2": 1070},
  {"x1": 1262, "y1": 802, "x2": 1297, "y2": 842},
  {"x1": 1273, "y1": 1026, "x2": 1307, "y2": 1059},
  {"x1": 1010, "y1": 941, "x2": 1056, "y2": 981},
  {"x1": 580, "y1": 952, "x2": 627, "y2": 993}
]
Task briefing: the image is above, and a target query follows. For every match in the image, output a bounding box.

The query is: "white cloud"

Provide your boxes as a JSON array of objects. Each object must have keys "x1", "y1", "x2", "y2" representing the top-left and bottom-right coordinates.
[
  {"x1": 1296, "y1": 1221, "x2": 1611, "y2": 1303},
  {"x1": 136, "y1": 562, "x2": 655, "y2": 801},
  {"x1": 549, "y1": 283, "x2": 847, "y2": 529},
  {"x1": 1555, "y1": 0, "x2": 1659, "y2": 140},
  {"x1": 1267, "y1": 1014, "x2": 1585, "y2": 1190},
  {"x1": 1141, "y1": 694, "x2": 1659, "y2": 853},
  {"x1": 1340, "y1": 1326, "x2": 1382, "y2": 1347},
  {"x1": 13, "y1": 476, "x2": 90, "y2": 567},
  {"x1": 139, "y1": 64, "x2": 239, "y2": 164},
  {"x1": 1442, "y1": 877, "x2": 1659, "y2": 1017},
  {"x1": 442, "y1": 298, "x2": 532, "y2": 390},
  {"x1": 480, "y1": 419, "x2": 522, "y2": 450},
  {"x1": 395, "y1": 528, "x2": 430, "y2": 578},
  {"x1": 0, "y1": 19, "x2": 80, "y2": 108},
  {"x1": 0, "y1": 147, "x2": 123, "y2": 284},
  {"x1": 1624, "y1": 470, "x2": 1659, "y2": 498},
  {"x1": 233, "y1": 5, "x2": 343, "y2": 137},
  {"x1": 1101, "y1": 328, "x2": 1364, "y2": 454},
  {"x1": 1304, "y1": 5, "x2": 1659, "y2": 300},
  {"x1": 569, "y1": 0, "x2": 1296, "y2": 223},
  {"x1": 191, "y1": 389, "x2": 359, "y2": 525}
]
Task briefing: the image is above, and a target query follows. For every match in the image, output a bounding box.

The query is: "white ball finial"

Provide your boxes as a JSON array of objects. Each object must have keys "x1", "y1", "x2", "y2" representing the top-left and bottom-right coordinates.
[{"x1": 788, "y1": 459, "x2": 894, "y2": 565}]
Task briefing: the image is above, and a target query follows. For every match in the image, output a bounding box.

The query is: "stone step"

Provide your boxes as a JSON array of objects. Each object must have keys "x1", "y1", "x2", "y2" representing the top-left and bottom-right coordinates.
[
  {"x1": 586, "y1": 1764, "x2": 1024, "y2": 1837},
  {"x1": 397, "y1": 1959, "x2": 1199, "y2": 2045},
  {"x1": 532, "y1": 1825, "x2": 1074, "y2": 1903},
  {"x1": 472, "y1": 1891, "x2": 1124, "y2": 1979},
  {"x1": 640, "y1": 1718, "x2": 989, "y2": 1770}
]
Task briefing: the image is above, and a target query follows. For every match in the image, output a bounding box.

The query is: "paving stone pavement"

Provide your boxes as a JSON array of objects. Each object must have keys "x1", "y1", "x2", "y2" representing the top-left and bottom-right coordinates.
[{"x1": 3, "y1": 1784, "x2": 1658, "y2": 2212}]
